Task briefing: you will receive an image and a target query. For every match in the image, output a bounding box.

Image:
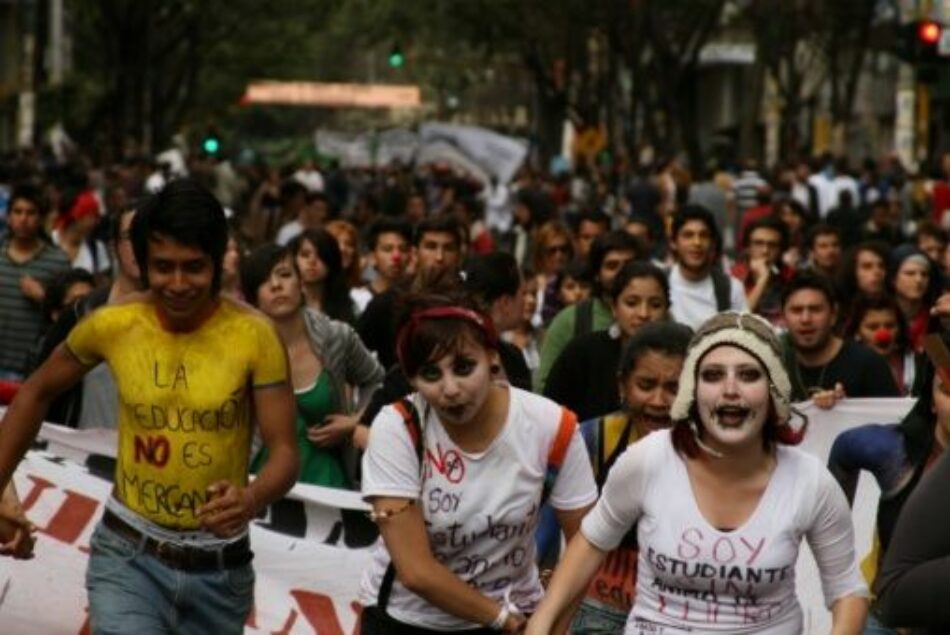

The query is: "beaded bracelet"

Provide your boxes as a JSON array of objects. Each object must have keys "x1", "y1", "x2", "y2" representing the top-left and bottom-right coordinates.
[{"x1": 368, "y1": 500, "x2": 415, "y2": 523}]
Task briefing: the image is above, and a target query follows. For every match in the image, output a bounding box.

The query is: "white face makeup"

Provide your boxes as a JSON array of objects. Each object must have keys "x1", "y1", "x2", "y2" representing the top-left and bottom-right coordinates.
[
  {"x1": 409, "y1": 337, "x2": 496, "y2": 428},
  {"x1": 695, "y1": 345, "x2": 770, "y2": 451}
]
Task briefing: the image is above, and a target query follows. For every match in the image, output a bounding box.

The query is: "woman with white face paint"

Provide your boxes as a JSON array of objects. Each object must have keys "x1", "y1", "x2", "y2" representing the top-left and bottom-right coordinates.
[
  {"x1": 359, "y1": 293, "x2": 598, "y2": 634},
  {"x1": 528, "y1": 312, "x2": 869, "y2": 635}
]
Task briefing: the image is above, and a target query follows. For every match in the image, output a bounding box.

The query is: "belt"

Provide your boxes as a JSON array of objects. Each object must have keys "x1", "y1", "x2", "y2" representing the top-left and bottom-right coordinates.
[{"x1": 101, "y1": 509, "x2": 253, "y2": 572}]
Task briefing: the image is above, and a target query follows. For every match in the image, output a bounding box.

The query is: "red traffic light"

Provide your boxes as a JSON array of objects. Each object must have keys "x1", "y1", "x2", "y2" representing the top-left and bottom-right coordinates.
[{"x1": 919, "y1": 20, "x2": 941, "y2": 45}]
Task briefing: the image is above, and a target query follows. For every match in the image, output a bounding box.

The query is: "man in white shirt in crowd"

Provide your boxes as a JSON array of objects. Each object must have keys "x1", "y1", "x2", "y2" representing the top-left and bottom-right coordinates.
[{"x1": 667, "y1": 205, "x2": 747, "y2": 330}]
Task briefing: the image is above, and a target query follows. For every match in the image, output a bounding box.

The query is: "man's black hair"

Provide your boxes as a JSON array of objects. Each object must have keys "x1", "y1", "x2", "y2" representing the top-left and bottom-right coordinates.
[
  {"x1": 367, "y1": 216, "x2": 413, "y2": 251},
  {"x1": 671, "y1": 204, "x2": 722, "y2": 256},
  {"x1": 806, "y1": 223, "x2": 840, "y2": 251},
  {"x1": 744, "y1": 215, "x2": 789, "y2": 254},
  {"x1": 414, "y1": 214, "x2": 466, "y2": 248},
  {"x1": 8, "y1": 182, "x2": 46, "y2": 214},
  {"x1": 576, "y1": 208, "x2": 611, "y2": 231},
  {"x1": 587, "y1": 230, "x2": 643, "y2": 296},
  {"x1": 781, "y1": 270, "x2": 837, "y2": 308},
  {"x1": 462, "y1": 251, "x2": 521, "y2": 307},
  {"x1": 618, "y1": 321, "x2": 694, "y2": 380},
  {"x1": 130, "y1": 178, "x2": 228, "y2": 294}
]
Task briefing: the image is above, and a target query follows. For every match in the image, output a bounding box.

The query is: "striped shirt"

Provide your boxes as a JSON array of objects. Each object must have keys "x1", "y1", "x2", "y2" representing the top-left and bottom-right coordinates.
[{"x1": 0, "y1": 241, "x2": 70, "y2": 375}]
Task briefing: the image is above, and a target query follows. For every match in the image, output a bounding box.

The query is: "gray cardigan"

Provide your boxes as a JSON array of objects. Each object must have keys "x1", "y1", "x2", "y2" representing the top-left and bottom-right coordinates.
[{"x1": 301, "y1": 307, "x2": 384, "y2": 414}]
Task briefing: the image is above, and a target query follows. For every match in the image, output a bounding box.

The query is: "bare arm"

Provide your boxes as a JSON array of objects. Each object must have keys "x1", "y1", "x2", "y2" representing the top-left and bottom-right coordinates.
[
  {"x1": 830, "y1": 595, "x2": 868, "y2": 635},
  {"x1": 526, "y1": 531, "x2": 608, "y2": 635},
  {"x1": 0, "y1": 345, "x2": 88, "y2": 557},
  {"x1": 198, "y1": 381, "x2": 299, "y2": 536},
  {"x1": 0, "y1": 345, "x2": 88, "y2": 491},
  {"x1": 371, "y1": 496, "x2": 522, "y2": 632},
  {"x1": 550, "y1": 505, "x2": 594, "y2": 634}
]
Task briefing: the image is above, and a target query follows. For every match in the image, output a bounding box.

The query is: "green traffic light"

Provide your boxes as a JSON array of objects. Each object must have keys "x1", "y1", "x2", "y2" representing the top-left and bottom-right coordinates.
[
  {"x1": 203, "y1": 137, "x2": 220, "y2": 154},
  {"x1": 388, "y1": 47, "x2": 404, "y2": 68}
]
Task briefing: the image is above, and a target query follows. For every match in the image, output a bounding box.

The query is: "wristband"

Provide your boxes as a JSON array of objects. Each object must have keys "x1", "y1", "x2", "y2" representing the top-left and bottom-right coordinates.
[{"x1": 490, "y1": 604, "x2": 510, "y2": 631}]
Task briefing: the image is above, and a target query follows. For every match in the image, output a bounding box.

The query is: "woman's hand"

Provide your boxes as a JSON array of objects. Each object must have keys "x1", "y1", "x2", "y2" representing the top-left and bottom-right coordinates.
[{"x1": 307, "y1": 414, "x2": 358, "y2": 447}]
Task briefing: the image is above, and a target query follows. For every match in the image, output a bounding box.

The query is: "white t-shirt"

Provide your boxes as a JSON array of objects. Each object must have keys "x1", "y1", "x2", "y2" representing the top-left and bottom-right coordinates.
[
  {"x1": 668, "y1": 265, "x2": 747, "y2": 331},
  {"x1": 350, "y1": 286, "x2": 373, "y2": 317},
  {"x1": 275, "y1": 220, "x2": 302, "y2": 246},
  {"x1": 582, "y1": 430, "x2": 866, "y2": 635},
  {"x1": 360, "y1": 386, "x2": 598, "y2": 630}
]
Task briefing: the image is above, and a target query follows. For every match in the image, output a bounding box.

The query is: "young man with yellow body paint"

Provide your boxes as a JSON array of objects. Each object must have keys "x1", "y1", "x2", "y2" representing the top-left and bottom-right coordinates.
[{"x1": 0, "y1": 179, "x2": 299, "y2": 634}]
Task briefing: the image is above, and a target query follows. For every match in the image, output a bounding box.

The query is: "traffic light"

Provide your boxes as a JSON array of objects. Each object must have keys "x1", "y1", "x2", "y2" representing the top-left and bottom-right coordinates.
[
  {"x1": 388, "y1": 44, "x2": 405, "y2": 69},
  {"x1": 899, "y1": 19, "x2": 944, "y2": 63},
  {"x1": 202, "y1": 133, "x2": 220, "y2": 156}
]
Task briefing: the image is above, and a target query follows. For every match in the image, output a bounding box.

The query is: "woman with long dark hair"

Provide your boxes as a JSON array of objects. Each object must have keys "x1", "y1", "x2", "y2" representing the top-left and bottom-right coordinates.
[
  {"x1": 241, "y1": 244, "x2": 383, "y2": 487},
  {"x1": 544, "y1": 261, "x2": 671, "y2": 421},
  {"x1": 289, "y1": 228, "x2": 357, "y2": 324}
]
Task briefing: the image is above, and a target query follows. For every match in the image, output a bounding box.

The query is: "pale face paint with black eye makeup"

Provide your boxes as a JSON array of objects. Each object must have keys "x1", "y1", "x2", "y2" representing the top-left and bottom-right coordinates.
[
  {"x1": 409, "y1": 338, "x2": 497, "y2": 428},
  {"x1": 695, "y1": 345, "x2": 771, "y2": 450}
]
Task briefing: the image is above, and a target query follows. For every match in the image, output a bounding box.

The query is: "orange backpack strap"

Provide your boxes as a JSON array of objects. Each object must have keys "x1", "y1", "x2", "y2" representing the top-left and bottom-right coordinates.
[
  {"x1": 542, "y1": 407, "x2": 577, "y2": 505},
  {"x1": 391, "y1": 398, "x2": 422, "y2": 459},
  {"x1": 379, "y1": 398, "x2": 424, "y2": 611}
]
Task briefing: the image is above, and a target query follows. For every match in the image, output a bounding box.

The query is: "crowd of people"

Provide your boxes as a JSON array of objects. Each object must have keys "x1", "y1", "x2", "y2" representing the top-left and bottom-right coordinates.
[{"x1": 0, "y1": 145, "x2": 948, "y2": 633}]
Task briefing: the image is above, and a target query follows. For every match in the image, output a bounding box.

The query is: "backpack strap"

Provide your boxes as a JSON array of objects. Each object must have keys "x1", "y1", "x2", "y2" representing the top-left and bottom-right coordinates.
[
  {"x1": 710, "y1": 267, "x2": 731, "y2": 312},
  {"x1": 573, "y1": 298, "x2": 595, "y2": 339},
  {"x1": 541, "y1": 407, "x2": 577, "y2": 506},
  {"x1": 377, "y1": 398, "x2": 423, "y2": 612}
]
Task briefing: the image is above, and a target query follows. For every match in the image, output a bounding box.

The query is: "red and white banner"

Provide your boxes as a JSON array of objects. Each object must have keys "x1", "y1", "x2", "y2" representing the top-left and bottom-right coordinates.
[
  {"x1": 0, "y1": 422, "x2": 376, "y2": 635},
  {"x1": 0, "y1": 399, "x2": 916, "y2": 634}
]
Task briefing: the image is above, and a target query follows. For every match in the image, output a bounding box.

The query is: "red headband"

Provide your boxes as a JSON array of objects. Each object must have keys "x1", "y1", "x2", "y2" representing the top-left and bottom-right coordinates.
[{"x1": 396, "y1": 306, "x2": 499, "y2": 371}]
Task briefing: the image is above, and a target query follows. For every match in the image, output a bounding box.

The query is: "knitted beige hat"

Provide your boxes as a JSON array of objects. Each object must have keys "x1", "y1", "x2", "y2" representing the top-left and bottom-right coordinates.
[{"x1": 670, "y1": 311, "x2": 792, "y2": 424}]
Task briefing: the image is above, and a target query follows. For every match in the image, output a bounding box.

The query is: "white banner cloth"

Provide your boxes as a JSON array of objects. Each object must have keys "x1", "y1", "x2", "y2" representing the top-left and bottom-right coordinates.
[{"x1": 0, "y1": 398, "x2": 915, "y2": 633}]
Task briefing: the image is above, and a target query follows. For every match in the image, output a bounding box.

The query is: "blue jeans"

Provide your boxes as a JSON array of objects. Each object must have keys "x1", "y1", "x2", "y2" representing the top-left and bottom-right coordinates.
[
  {"x1": 862, "y1": 612, "x2": 898, "y2": 635},
  {"x1": 570, "y1": 599, "x2": 627, "y2": 634},
  {"x1": 85, "y1": 521, "x2": 255, "y2": 635}
]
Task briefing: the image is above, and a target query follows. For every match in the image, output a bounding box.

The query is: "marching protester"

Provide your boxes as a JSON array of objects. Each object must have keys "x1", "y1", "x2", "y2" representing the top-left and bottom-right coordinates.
[
  {"x1": 0, "y1": 183, "x2": 71, "y2": 381},
  {"x1": 350, "y1": 216, "x2": 413, "y2": 316},
  {"x1": 666, "y1": 205, "x2": 747, "y2": 330},
  {"x1": 358, "y1": 215, "x2": 465, "y2": 370},
  {"x1": 527, "y1": 312, "x2": 869, "y2": 635},
  {"x1": 359, "y1": 292, "x2": 597, "y2": 632},
  {"x1": 545, "y1": 261, "x2": 671, "y2": 421},
  {"x1": 289, "y1": 227, "x2": 358, "y2": 324},
  {"x1": 240, "y1": 243, "x2": 384, "y2": 488},
  {"x1": 0, "y1": 179, "x2": 300, "y2": 633},
  {"x1": 559, "y1": 321, "x2": 692, "y2": 632},
  {"x1": 781, "y1": 272, "x2": 899, "y2": 408},
  {"x1": 828, "y1": 340, "x2": 947, "y2": 634},
  {"x1": 843, "y1": 293, "x2": 925, "y2": 396},
  {"x1": 536, "y1": 230, "x2": 641, "y2": 393}
]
